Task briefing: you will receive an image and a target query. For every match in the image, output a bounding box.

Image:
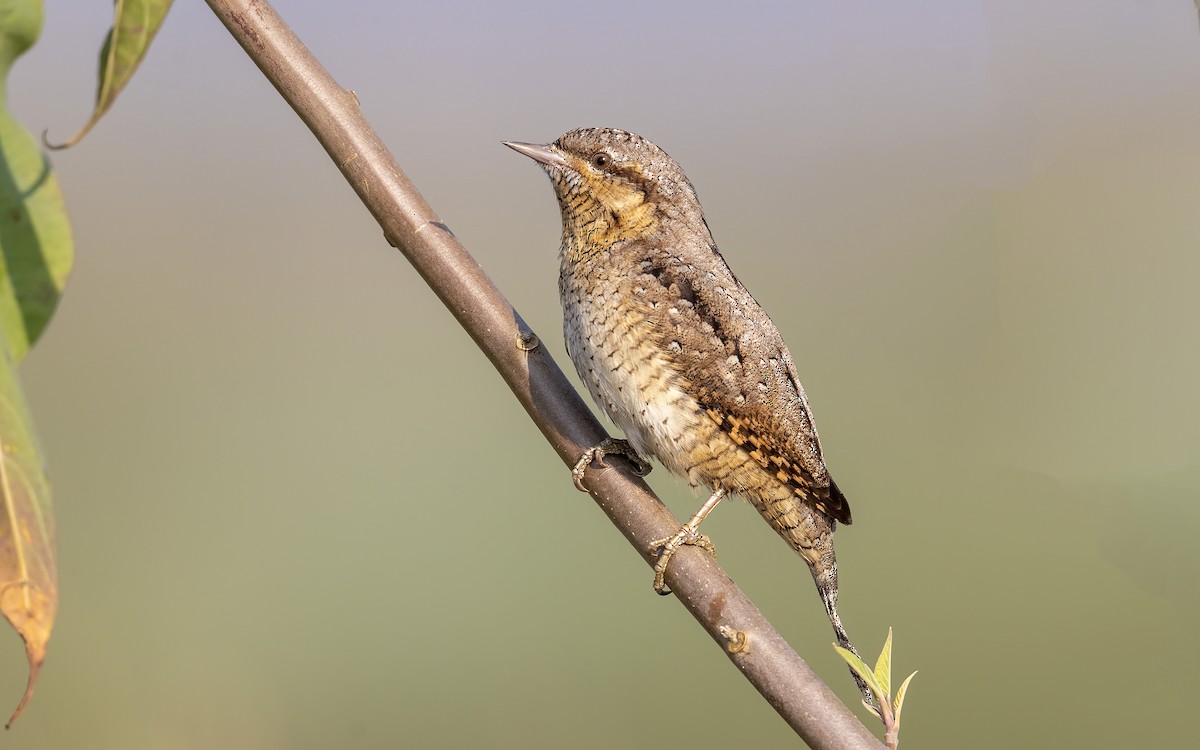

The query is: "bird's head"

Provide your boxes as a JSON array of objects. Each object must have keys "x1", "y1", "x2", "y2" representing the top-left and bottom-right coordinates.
[{"x1": 505, "y1": 128, "x2": 707, "y2": 256}]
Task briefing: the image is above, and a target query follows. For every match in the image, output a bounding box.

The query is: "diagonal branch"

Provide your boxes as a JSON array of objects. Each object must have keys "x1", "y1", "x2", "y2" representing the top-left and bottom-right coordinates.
[{"x1": 203, "y1": 1, "x2": 885, "y2": 747}]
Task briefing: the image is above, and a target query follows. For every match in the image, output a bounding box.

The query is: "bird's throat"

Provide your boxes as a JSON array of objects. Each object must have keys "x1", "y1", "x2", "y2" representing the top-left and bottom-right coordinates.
[{"x1": 559, "y1": 188, "x2": 658, "y2": 260}]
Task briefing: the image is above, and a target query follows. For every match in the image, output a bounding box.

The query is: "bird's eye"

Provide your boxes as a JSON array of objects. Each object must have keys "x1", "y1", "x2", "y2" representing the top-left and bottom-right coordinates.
[{"x1": 592, "y1": 152, "x2": 610, "y2": 168}]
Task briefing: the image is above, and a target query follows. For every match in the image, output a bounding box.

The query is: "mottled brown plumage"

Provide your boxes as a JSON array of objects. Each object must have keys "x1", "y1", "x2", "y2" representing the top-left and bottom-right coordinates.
[{"x1": 506, "y1": 128, "x2": 868, "y2": 700}]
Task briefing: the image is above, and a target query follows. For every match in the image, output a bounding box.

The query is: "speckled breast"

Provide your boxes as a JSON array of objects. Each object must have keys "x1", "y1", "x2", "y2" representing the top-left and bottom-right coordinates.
[{"x1": 559, "y1": 261, "x2": 766, "y2": 497}]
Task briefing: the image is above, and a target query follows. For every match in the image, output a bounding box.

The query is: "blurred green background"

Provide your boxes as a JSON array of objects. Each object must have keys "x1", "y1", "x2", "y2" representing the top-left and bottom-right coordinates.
[{"x1": 5, "y1": 0, "x2": 1199, "y2": 747}]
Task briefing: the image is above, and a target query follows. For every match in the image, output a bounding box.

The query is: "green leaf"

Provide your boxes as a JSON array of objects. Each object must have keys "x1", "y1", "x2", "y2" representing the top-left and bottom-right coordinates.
[
  {"x1": 0, "y1": 0, "x2": 62, "y2": 726},
  {"x1": 834, "y1": 644, "x2": 885, "y2": 703},
  {"x1": 0, "y1": 0, "x2": 40, "y2": 68},
  {"x1": 0, "y1": 0, "x2": 73, "y2": 360},
  {"x1": 874, "y1": 627, "x2": 893, "y2": 700},
  {"x1": 894, "y1": 670, "x2": 918, "y2": 728},
  {"x1": 46, "y1": 0, "x2": 173, "y2": 149},
  {"x1": 862, "y1": 700, "x2": 882, "y2": 722},
  {"x1": 0, "y1": 340, "x2": 54, "y2": 727},
  {"x1": 0, "y1": 109, "x2": 73, "y2": 360}
]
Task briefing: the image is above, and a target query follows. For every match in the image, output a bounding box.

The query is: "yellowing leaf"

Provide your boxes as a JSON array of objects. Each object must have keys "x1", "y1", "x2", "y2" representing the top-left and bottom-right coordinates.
[
  {"x1": 0, "y1": 342, "x2": 54, "y2": 727},
  {"x1": 0, "y1": 0, "x2": 63, "y2": 725},
  {"x1": 874, "y1": 626, "x2": 893, "y2": 700},
  {"x1": 46, "y1": 0, "x2": 173, "y2": 149}
]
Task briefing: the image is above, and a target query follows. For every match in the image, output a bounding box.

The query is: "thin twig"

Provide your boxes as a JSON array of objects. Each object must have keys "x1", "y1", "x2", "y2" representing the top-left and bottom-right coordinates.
[{"x1": 203, "y1": 1, "x2": 886, "y2": 747}]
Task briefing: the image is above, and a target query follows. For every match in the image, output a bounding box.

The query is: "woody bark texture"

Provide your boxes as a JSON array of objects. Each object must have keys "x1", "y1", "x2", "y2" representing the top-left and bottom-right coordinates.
[{"x1": 203, "y1": 1, "x2": 886, "y2": 748}]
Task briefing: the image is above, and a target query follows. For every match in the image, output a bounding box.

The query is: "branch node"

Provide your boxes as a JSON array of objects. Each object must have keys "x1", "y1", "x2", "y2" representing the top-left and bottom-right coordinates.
[
  {"x1": 516, "y1": 330, "x2": 540, "y2": 352},
  {"x1": 719, "y1": 625, "x2": 750, "y2": 654}
]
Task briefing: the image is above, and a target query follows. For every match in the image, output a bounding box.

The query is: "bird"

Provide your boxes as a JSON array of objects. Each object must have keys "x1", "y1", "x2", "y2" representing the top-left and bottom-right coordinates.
[{"x1": 505, "y1": 128, "x2": 869, "y2": 701}]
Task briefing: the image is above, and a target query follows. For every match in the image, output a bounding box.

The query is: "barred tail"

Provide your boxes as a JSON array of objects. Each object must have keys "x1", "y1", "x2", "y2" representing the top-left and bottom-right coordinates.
[
  {"x1": 815, "y1": 559, "x2": 877, "y2": 708},
  {"x1": 754, "y1": 491, "x2": 875, "y2": 706}
]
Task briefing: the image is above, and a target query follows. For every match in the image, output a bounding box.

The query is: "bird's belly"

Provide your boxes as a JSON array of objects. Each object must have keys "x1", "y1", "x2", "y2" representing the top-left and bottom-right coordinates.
[{"x1": 563, "y1": 291, "x2": 742, "y2": 488}]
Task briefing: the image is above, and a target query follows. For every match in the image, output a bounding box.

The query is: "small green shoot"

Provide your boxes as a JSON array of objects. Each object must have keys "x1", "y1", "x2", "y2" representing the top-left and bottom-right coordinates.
[{"x1": 834, "y1": 628, "x2": 917, "y2": 750}]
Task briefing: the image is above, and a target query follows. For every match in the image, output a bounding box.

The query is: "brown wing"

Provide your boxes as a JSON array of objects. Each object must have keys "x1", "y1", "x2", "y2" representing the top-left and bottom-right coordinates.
[
  {"x1": 638, "y1": 249, "x2": 853, "y2": 525},
  {"x1": 702, "y1": 408, "x2": 852, "y2": 524}
]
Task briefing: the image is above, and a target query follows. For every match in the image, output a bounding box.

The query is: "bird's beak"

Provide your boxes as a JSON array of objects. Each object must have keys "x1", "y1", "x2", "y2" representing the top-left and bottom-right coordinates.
[{"x1": 503, "y1": 140, "x2": 567, "y2": 168}]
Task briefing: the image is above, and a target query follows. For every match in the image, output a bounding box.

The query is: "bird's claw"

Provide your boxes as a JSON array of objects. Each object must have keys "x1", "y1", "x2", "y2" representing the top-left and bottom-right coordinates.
[
  {"x1": 650, "y1": 527, "x2": 717, "y2": 595},
  {"x1": 571, "y1": 438, "x2": 650, "y2": 492}
]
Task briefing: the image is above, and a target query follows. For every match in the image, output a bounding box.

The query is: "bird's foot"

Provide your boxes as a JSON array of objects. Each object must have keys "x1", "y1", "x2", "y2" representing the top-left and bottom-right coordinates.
[
  {"x1": 571, "y1": 438, "x2": 651, "y2": 492},
  {"x1": 650, "y1": 527, "x2": 716, "y2": 595}
]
